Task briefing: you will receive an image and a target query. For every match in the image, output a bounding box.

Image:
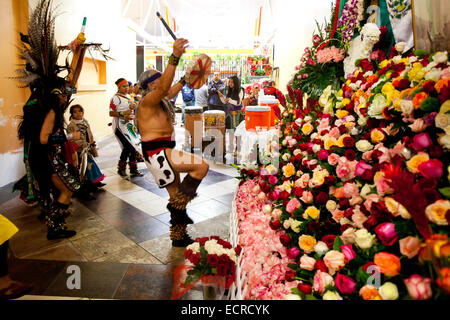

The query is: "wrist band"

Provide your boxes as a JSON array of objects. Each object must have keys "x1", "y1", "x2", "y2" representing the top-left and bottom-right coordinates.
[
  {"x1": 119, "y1": 111, "x2": 124, "y2": 118},
  {"x1": 168, "y1": 54, "x2": 180, "y2": 66},
  {"x1": 179, "y1": 76, "x2": 186, "y2": 86}
]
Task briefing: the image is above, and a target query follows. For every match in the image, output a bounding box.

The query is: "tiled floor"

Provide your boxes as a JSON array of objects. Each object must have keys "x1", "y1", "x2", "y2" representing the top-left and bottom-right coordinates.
[{"x1": 0, "y1": 114, "x2": 239, "y2": 300}]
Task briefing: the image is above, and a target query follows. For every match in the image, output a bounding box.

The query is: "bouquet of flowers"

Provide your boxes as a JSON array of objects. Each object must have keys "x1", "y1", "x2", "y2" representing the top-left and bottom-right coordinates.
[
  {"x1": 172, "y1": 236, "x2": 241, "y2": 300},
  {"x1": 235, "y1": 43, "x2": 450, "y2": 300}
]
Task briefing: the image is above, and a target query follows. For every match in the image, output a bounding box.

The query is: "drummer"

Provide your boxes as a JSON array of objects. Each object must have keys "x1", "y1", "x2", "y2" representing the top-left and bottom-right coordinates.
[{"x1": 136, "y1": 38, "x2": 209, "y2": 247}]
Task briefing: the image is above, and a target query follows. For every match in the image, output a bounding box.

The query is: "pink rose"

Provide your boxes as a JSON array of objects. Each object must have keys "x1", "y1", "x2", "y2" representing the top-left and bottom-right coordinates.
[
  {"x1": 343, "y1": 182, "x2": 359, "y2": 198},
  {"x1": 352, "y1": 209, "x2": 368, "y2": 229},
  {"x1": 418, "y1": 159, "x2": 443, "y2": 179},
  {"x1": 336, "y1": 159, "x2": 356, "y2": 182},
  {"x1": 335, "y1": 273, "x2": 357, "y2": 295},
  {"x1": 271, "y1": 208, "x2": 283, "y2": 220},
  {"x1": 300, "y1": 254, "x2": 316, "y2": 271},
  {"x1": 288, "y1": 138, "x2": 298, "y2": 148},
  {"x1": 404, "y1": 274, "x2": 432, "y2": 300},
  {"x1": 287, "y1": 246, "x2": 301, "y2": 259},
  {"x1": 374, "y1": 222, "x2": 398, "y2": 246},
  {"x1": 355, "y1": 161, "x2": 372, "y2": 176},
  {"x1": 268, "y1": 175, "x2": 278, "y2": 185},
  {"x1": 411, "y1": 132, "x2": 432, "y2": 151},
  {"x1": 399, "y1": 236, "x2": 421, "y2": 259},
  {"x1": 409, "y1": 118, "x2": 427, "y2": 133},
  {"x1": 340, "y1": 244, "x2": 356, "y2": 262},
  {"x1": 313, "y1": 270, "x2": 334, "y2": 294},
  {"x1": 440, "y1": 67, "x2": 450, "y2": 79},
  {"x1": 328, "y1": 153, "x2": 340, "y2": 166},
  {"x1": 300, "y1": 191, "x2": 313, "y2": 204},
  {"x1": 375, "y1": 176, "x2": 394, "y2": 196},
  {"x1": 286, "y1": 197, "x2": 301, "y2": 214},
  {"x1": 318, "y1": 150, "x2": 329, "y2": 160},
  {"x1": 323, "y1": 250, "x2": 346, "y2": 275},
  {"x1": 329, "y1": 127, "x2": 341, "y2": 139}
]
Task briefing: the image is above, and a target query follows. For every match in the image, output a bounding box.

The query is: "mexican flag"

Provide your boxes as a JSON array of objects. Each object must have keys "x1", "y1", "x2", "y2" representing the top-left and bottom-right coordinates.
[{"x1": 384, "y1": 0, "x2": 414, "y2": 52}]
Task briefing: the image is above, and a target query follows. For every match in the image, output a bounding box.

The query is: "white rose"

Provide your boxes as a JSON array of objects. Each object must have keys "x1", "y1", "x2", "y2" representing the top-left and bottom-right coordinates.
[
  {"x1": 282, "y1": 153, "x2": 291, "y2": 161},
  {"x1": 341, "y1": 227, "x2": 356, "y2": 244},
  {"x1": 356, "y1": 140, "x2": 373, "y2": 152},
  {"x1": 290, "y1": 219, "x2": 302, "y2": 233},
  {"x1": 350, "y1": 127, "x2": 359, "y2": 136},
  {"x1": 355, "y1": 228, "x2": 377, "y2": 249},
  {"x1": 439, "y1": 131, "x2": 450, "y2": 149},
  {"x1": 395, "y1": 42, "x2": 406, "y2": 53},
  {"x1": 187, "y1": 242, "x2": 200, "y2": 253},
  {"x1": 284, "y1": 294, "x2": 301, "y2": 300},
  {"x1": 322, "y1": 291, "x2": 343, "y2": 300},
  {"x1": 425, "y1": 68, "x2": 442, "y2": 82},
  {"x1": 326, "y1": 200, "x2": 337, "y2": 212},
  {"x1": 283, "y1": 219, "x2": 291, "y2": 229},
  {"x1": 368, "y1": 94, "x2": 386, "y2": 119},
  {"x1": 358, "y1": 116, "x2": 368, "y2": 126},
  {"x1": 293, "y1": 149, "x2": 302, "y2": 156},
  {"x1": 433, "y1": 51, "x2": 448, "y2": 64},
  {"x1": 339, "y1": 217, "x2": 353, "y2": 226},
  {"x1": 314, "y1": 241, "x2": 329, "y2": 256},
  {"x1": 379, "y1": 282, "x2": 399, "y2": 300},
  {"x1": 304, "y1": 116, "x2": 312, "y2": 122},
  {"x1": 435, "y1": 113, "x2": 450, "y2": 129},
  {"x1": 401, "y1": 147, "x2": 412, "y2": 160},
  {"x1": 392, "y1": 55, "x2": 402, "y2": 64},
  {"x1": 282, "y1": 139, "x2": 287, "y2": 146},
  {"x1": 364, "y1": 71, "x2": 374, "y2": 78},
  {"x1": 409, "y1": 56, "x2": 418, "y2": 64},
  {"x1": 312, "y1": 144, "x2": 321, "y2": 153},
  {"x1": 401, "y1": 100, "x2": 414, "y2": 115}
]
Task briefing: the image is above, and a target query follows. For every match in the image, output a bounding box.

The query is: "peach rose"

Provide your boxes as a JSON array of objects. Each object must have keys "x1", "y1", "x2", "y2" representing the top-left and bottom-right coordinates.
[
  {"x1": 425, "y1": 200, "x2": 450, "y2": 226},
  {"x1": 409, "y1": 118, "x2": 427, "y2": 133},
  {"x1": 399, "y1": 236, "x2": 421, "y2": 259},
  {"x1": 374, "y1": 252, "x2": 401, "y2": 277},
  {"x1": 436, "y1": 267, "x2": 450, "y2": 295},
  {"x1": 313, "y1": 270, "x2": 334, "y2": 295},
  {"x1": 327, "y1": 153, "x2": 340, "y2": 166},
  {"x1": 323, "y1": 250, "x2": 346, "y2": 275},
  {"x1": 271, "y1": 208, "x2": 282, "y2": 220},
  {"x1": 299, "y1": 254, "x2": 316, "y2": 271},
  {"x1": 298, "y1": 235, "x2": 317, "y2": 253},
  {"x1": 359, "y1": 285, "x2": 382, "y2": 300},
  {"x1": 300, "y1": 190, "x2": 314, "y2": 204},
  {"x1": 341, "y1": 227, "x2": 357, "y2": 244}
]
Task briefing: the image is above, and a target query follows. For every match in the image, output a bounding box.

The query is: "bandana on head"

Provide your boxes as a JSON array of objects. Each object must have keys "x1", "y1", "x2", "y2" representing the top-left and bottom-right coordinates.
[
  {"x1": 141, "y1": 72, "x2": 161, "y2": 89},
  {"x1": 117, "y1": 79, "x2": 128, "y2": 87}
]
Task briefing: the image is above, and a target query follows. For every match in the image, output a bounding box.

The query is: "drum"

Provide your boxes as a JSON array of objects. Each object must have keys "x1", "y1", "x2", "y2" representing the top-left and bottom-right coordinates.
[
  {"x1": 185, "y1": 54, "x2": 212, "y2": 89},
  {"x1": 184, "y1": 106, "x2": 203, "y2": 150},
  {"x1": 259, "y1": 97, "x2": 280, "y2": 127},
  {"x1": 245, "y1": 105, "x2": 271, "y2": 132},
  {"x1": 203, "y1": 110, "x2": 226, "y2": 159}
]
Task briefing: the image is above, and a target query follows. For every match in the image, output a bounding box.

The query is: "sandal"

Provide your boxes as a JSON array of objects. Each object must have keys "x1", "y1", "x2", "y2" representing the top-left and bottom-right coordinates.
[{"x1": 0, "y1": 281, "x2": 33, "y2": 300}]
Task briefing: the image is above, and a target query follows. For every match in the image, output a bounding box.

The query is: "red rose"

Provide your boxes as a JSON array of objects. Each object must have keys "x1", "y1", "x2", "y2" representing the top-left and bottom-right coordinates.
[
  {"x1": 207, "y1": 254, "x2": 219, "y2": 267},
  {"x1": 218, "y1": 239, "x2": 233, "y2": 249},
  {"x1": 325, "y1": 175, "x2": 336, "y2": 185},
  {"x1": 294, "y1": 187, "x2": 304, "y2": 197},
  {"x1": 184, "y1": 249, "x2": 193, "y2": 259},
  {"x1": 363, "y1": 215, "x2": 378, "y2": 231},
  {"x1": 344, "y1": 149, "x2": 356, "y2": 161},
  {"x1": 217, "y1": 263, "x2": 229, "y2": 276},
  {"x1": 196, "y1": 237, "x2": 209, "y2": 246},
  {"x1": 235, "y1": 245, "x2": 242, "y2": 256},
  {"x1": 285, "y1": 270, "x2": 296, "y2": 282},
  {"x1": 269, "y1": 220, "x2": 281, "y2": 230},
  {"x1": 280, "y1": 191, "x2": 290, "y2": 200},
  {"x1": 394, "y1": 78, "x2": 410, "y2": 91},
  {"x1": 189, "y1": 253, "x2": 201, "y2": 265},
  {"x1": 335, "y1": 273, "x2": 356, "y2": 295},
  {"x1": 225, "y1": 275, "x2": 234, "y2": 288},
  {"x1": 359, "y1": 59, "x2": 374, "y2": 71},
  {"x1": 344, "y1": 208, "x2": 354, "y2": 218},
  {"x1": 339, "y1": 198, "x2": 350, "y2": 209},
  {"x1": 338, "y1": 125, "x2": 347, "y2": 134},
  {"x1": 314, "y1": 259, "x2": 328, "y2": 272},
  {"x1": 322, "y1": 234, "x2": 337, "y2": 249},
  {"x1": 308, "y1": 221, "x2": 321, "y2": 232},
  {"x1": 362, "y1": 262, "x2": 376, "y2": 272},
  {"x1": 316, "y1": 192, "x2": 329, "y2": 204},
  {"x1": 297, "y1": 283, "x2": 312, "y2": 294},
  {"x1": 340, "y1": 224, "x2": 352, "y2": 233},
  {"x1": 361, "y1": 169, "x2": 374, "y2": 182},
  {"x1": 280, "y1": 234, "x2": 291, "y2": 247}
]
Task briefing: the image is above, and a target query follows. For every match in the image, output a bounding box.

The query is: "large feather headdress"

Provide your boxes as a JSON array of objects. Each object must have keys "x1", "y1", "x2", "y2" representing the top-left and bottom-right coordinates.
[{"x1": 13, "y1": 0, "x2": 68, "y2": 93}]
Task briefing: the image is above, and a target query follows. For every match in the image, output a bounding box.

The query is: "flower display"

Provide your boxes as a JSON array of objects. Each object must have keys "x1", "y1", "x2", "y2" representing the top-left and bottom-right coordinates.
[{"x1": 234, "y1": 42, "x2": 450, "y2": 300}]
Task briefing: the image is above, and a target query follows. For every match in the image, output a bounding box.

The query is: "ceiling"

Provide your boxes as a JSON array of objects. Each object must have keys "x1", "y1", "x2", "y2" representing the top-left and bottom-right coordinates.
[{"x1": 122, "y1": 0, "x2": 277, "y2": 49}]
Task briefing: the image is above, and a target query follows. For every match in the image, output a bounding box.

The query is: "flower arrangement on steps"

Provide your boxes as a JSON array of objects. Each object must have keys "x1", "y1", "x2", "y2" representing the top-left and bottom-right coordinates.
[{"x1": 234, "y1": 47, "x2": 450, "y2": 300}]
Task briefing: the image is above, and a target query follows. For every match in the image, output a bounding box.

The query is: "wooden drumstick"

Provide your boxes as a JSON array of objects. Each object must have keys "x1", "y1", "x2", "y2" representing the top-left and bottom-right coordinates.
[{"x1": 156, "y1": 11, "x2": 177, "y2": 40}]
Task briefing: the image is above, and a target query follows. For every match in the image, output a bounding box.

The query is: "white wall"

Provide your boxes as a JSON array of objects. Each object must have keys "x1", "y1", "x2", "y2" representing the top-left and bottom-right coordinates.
[{"x1": 272, "y1": 0, "x2": 334, "y2": 92}]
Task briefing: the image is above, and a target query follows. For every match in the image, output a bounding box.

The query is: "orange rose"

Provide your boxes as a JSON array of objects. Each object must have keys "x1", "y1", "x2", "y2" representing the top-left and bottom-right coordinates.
[
  {"x1": 412, "y1": 92, "x2": 428, "y2": 109},
  {"x1": 440, "y1": 242, "x2": 450, "y2": 257},
  {"x1": 333, "y1": 186, "x2": 346, "y2": 199},
  {"x1": 367, "y1": 74, "x2": 379, "y2": 83},
  {"x1": 399, "y1": 236, "x2": 422, "y2": 259},
  {"x1": 425, "y1": 234, "x2": 449, "y2": 258},
  {"x1": 374, "y1": 252, "x2": 401, "y2": 277},
  {"x1": 359, "y1": 285, "x2": 382, "y2": 300},
  {"x1": 298, "y1": 235, "x2": 317, "y2": 254},
  {"x1": 435, "y1": 79, "x2": 450, "y2": 93},
  {"x1": 436, "y1": 267, "x2": 450, "y2": 294}
]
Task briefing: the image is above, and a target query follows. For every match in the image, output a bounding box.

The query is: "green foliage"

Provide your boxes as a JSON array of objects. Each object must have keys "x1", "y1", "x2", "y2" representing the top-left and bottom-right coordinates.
[{"x1": 333, "y1": 235, "x2": 344, "y2": 251}]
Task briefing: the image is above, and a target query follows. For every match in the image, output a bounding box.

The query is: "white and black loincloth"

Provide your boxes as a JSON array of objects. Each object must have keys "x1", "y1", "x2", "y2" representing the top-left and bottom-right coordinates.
[{"x1": 141, "y1": 137, "x2": 176, "y2": 188}]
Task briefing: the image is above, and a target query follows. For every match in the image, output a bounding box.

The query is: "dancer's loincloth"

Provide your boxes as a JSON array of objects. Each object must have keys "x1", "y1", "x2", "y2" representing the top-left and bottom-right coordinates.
[{"x1": 141, "y1": 137, "x2": 176, "y2": 188}]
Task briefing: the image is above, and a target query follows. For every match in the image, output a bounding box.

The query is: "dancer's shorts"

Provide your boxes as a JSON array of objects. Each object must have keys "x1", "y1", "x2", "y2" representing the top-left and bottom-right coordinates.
[{"x1": 141, "y1": 137, "x2": 176, "y2": 188}]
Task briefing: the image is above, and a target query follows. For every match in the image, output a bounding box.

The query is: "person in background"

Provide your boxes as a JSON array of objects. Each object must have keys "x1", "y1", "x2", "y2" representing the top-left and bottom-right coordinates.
[
  {"x1": 67, "y1": 104, "x2": 105, "y2": 200},
  {"x1": 207, "y1": 72, "x2": 225, "y2": 111},
  {"x1": 218, "y1": 76, "x2": 244, "y2": 129},
  {"x1": 109, "y1": 78, "x2": 143, "y2": 178},
  {"x1": 181, "y1": 83, "x2": 195, "y2": 125},
  {"x1": 194, "y1": 82, "x2": 209, "y2": 111},
  {"x1": 0, "y1": 214, "x2": 32, "y2": 299}
]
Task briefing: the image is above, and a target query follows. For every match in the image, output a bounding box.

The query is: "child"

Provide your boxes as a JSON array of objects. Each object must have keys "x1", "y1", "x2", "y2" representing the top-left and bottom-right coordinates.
[{"x1": 67, "y1": 104, "x2": 105, "y2": 198}]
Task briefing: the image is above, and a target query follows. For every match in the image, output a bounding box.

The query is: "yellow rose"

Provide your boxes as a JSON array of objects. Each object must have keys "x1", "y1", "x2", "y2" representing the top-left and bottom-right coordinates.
[
  {"x1": 425, "y1": 200, "x2": 450, "y2": 226},
  {"x1": 336, "y1": 109, "x2": 349, "y2": 119},
  {"x1": 345, "y1": 122, "x2": 356, "y2": 130},
  {"x1": 399, "y1": 58, "x2": 409, "y2": 65},
  {"x1": 406, "y1": 152, "x2": 430, "y2": 173},
  {"x1": 341, "y1": 98, "x2": 351, "y2": 107},
  {"x1": 371, "y1": 128, "x2": 385, "y2": 143},
  {"x1": 379, "y1": 60, "x2": 390, "y2": 69},
  {"x1": 283, "y1": 163, "x2": 296, "y2": 178},
  {"x1": 312, "y1": 170, "x2": 328, "y2": 186},
  {"x1": 304, "y1": 206, "x2": 320, "y2": 220},
  {"x1": 298, "y1": 235, "x2": 317, "y2": 253},
  {"x1": 440, "y1": 100, "x2": 450, "y2": 114},
  {"x1": 324, "y1": 138, "x2": 336, "y2": 150},
  {"x1": 302, "y1": 123, "x2": 314, "y2": 135},
  {"x1": 379, "y1": 282, "x2": 399, "y2": 300},
  {"x1": 338, "y1": 89, "x2": 343, "y2": 97},
  {"x1": 382, "y1": 82, "x2": 395, "y2": 95},
  {"x1": 385, "y1": 197, "x2": 411, "y2": 219},
  {"x1": 323, "y1": 291, "x2": 343, "y2": 300}
]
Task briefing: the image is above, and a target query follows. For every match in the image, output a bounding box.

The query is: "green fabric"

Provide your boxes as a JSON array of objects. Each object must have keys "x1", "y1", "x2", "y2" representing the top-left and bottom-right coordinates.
[{"x1": 379, "y1": 0, "x2": 397, "y2": 54}]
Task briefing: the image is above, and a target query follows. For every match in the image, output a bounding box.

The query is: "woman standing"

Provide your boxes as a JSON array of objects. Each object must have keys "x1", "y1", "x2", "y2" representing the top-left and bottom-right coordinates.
[
  {"x1": 109, "y1": 78, "x2": 143, "y2": 178},
  {"x1": 218, "y1": 76, "x2": 245, "y2": 129}
]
